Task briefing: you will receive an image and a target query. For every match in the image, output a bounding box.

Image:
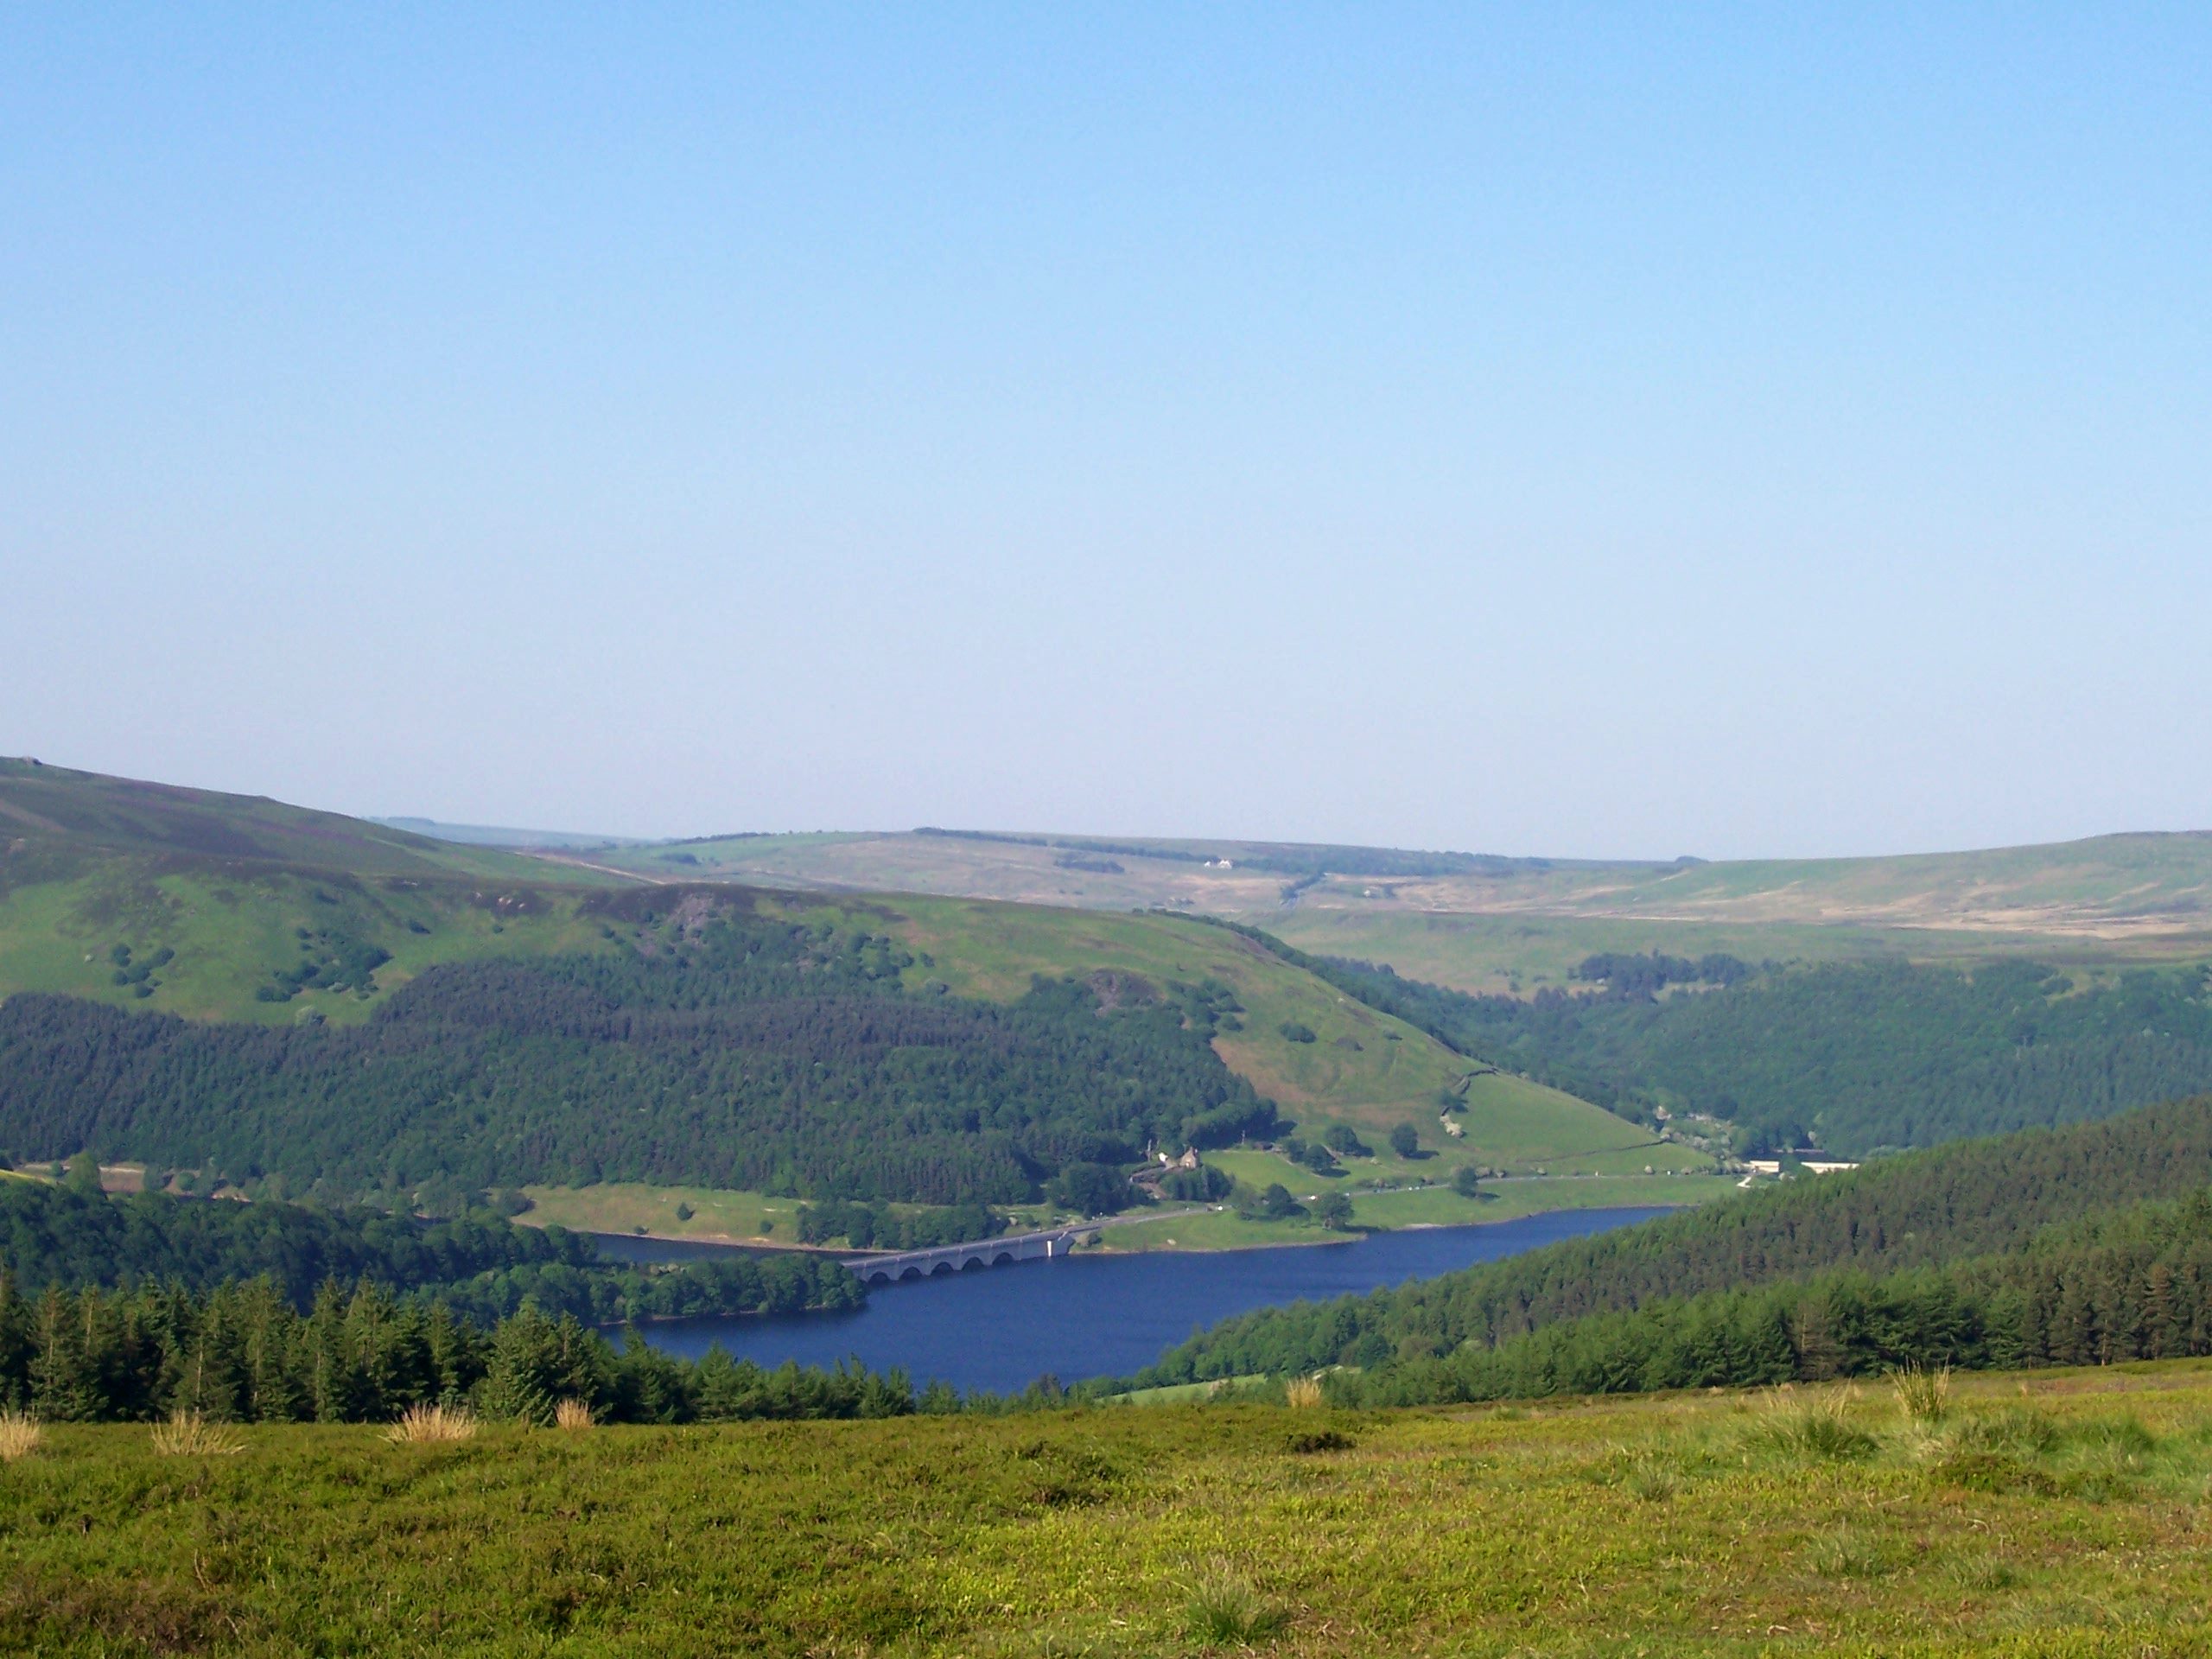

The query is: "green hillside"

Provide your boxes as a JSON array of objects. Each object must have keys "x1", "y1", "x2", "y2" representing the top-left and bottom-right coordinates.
[
  {"x1": 1285, "y1": 940, "x2": 2212, "y2": 1155},
  {"x1": 1332, "y1": 1180, "x2": 2212, "y2": 1407},
  {"x1": 857, "y1": 894, "x2": 1673, "y2": 1173},
  {"x1": 0, "y1": 759, "x2": 578, "y2": 883},
  {"x1": 0, "y1": 758, "x2": 620, "y2": 1022},
  {"x1": 0, "y1": 764, "x2": 1678, "y2": 1220}
]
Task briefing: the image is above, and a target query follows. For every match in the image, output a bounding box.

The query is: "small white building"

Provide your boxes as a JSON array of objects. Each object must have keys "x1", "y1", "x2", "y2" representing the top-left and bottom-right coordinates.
[{"x1": 1741, "y1": 1158, "x2": 1859, "y2": 1176}]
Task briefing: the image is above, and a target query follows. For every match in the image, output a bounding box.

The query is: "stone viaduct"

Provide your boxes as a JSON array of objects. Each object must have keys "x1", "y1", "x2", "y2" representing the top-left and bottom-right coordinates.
[{"x1": 841, "y1": 1224, "x2": 1103, "y2": 1285}]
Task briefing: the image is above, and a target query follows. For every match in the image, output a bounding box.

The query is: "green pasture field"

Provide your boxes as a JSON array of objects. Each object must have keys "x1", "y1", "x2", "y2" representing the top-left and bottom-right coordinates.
[
  {"x1": 11, "y1": 1362, "x2": 2212, "y2": 1655},
  {"x1": 514, "y1": 1183, "x2": 1086, "y2": 1249},
  {"x1": 516, "y1": 1183, "x2": 810, "y2": 1244},
  {"x1": 1094, "y1": 1172, "x2": 1732, "y2": 1250}
]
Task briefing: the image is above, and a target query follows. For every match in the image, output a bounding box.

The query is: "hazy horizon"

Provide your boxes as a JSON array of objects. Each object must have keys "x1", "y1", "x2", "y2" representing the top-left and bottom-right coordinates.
[
  {"x1": 6, "y1": 9, "x2": 2208, "y2": 860},
  {"x1": 374, "y1": 804, "x2": 2212, "y2": 867}
]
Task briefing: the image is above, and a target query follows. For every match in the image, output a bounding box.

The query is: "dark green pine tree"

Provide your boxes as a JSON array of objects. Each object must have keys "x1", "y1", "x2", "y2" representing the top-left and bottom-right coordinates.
[
  {"x1": 0, "y1": 1274, "x2": 35, "y2": 1411},
  {"x1": 162, "y1": 1282, "x2": 250, "y2": 1421},
  {"x1": 422, "y1": 1302, "x2": 483, "y2": 1406},
  {"x1": 306, "y1": 1280, "x2": 360, "y2": 1423},
  {"x1": 610, "y1": 1330, "x2": 692, "y2": 1424},
  {"x1": 234, "y1": 1277, "x2": 308, "y2": 1423},
  {"x1": 30, "y1": 1287, "x2": 105, "y2": 1422},
  {"x1": 342, "y1": 1281, "x2": 413, "y2": 1421},
  {"x1": 478, "y1": 1305, "x2": 563, "y2": 1426}
]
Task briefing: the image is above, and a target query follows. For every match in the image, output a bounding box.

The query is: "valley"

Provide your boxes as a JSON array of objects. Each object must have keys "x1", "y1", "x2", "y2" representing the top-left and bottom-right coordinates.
[
  {"x1": 0, "y1": 760, "x2": 1707, "y2": 1249},
  {"x1": 10, "y1": 767, "x2": 2212, "y2": 1659},
  {"x1": 16, "y1": 16, "x2": 2201, "y2": 1653}
]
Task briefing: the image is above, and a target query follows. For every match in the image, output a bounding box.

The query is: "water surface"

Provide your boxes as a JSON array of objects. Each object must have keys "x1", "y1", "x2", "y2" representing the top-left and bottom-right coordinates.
[{"x1": 609, "y1": 1206, "x2": 1669, "y2": 1395}]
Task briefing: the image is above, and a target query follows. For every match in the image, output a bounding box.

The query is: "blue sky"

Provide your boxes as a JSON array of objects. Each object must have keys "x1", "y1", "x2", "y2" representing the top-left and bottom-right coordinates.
[{"x1": 3, "y1": 6, "x2": 2207, "y2": 857}]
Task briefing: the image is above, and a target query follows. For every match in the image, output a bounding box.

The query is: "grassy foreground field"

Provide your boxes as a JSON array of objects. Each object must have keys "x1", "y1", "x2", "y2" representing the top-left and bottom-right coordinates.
[{"x1": 10, "y1": 1363, "x2": 2212, "y2": 1655}]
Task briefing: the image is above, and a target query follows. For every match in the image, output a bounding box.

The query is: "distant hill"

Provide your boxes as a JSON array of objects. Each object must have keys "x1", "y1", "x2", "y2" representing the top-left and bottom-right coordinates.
[
  {"x1": 549, "y1": 823, "x2": 2212, "y2": 991},
  {"x1": 372, "y1": 817, "x2": 652, "y2": 852},
  {"x1": 0, "y1": 759, "x2": 565, "y2": 884}
]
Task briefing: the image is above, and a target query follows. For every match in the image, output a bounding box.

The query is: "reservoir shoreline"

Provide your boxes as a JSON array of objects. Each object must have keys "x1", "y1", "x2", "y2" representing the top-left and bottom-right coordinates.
[{"x1": 607, "y1": 1205, "x2": 1673, "y2": 1395}]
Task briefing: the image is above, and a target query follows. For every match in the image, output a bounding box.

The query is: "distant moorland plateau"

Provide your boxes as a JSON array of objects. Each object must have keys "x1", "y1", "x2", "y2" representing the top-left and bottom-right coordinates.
[{"x1": 464, "y1": 819, "x2": 2212, "y2": 995}]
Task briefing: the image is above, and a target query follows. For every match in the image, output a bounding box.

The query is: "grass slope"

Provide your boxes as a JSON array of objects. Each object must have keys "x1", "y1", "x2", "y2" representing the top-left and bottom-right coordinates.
[
  {"x1": 856, "y1": 894, "x2": 1664, "y2": 1175},
  {"x1": 9, "y1": 1365, "x2": 2212, "y2": 1655},
  {"x1": 0, "y1": 758, "x2": 624, "y2": 1023},
  {"x1": 1093, "y1": 1173, "x2": 1729, "y2": 1251},
  {"x1": 1262, "y1": 908, "x2": 2048, "y2": 995},
  {"x1": 0, "y1": 759, "x2": 573, "y2": 883}
]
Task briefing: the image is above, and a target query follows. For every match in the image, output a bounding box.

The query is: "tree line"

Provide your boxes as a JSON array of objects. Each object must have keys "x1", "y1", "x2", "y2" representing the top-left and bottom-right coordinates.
[
  {"x1": 0, "y1": 1177, "x2": 860, "y2": 1327},
  {"x1": 793, "y1": 1199, "x2": 1007, "y2": 1250},
  {"x1": 1465, "y1": 957, "x2": 2212, "y2": 1154},
  {"x1": 0, "y1": 1277, "x2": 934, "y2": 1426},
  {"x1": 1567, "y1": 950, "x2": 1755, "y2": 995},
  {"x1": 1325, "y1": 1185, "x2": 2212, "y2": 1407}
]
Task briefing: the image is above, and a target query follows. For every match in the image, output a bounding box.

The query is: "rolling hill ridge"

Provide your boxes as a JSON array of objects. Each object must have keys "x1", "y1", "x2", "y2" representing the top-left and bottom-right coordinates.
[{"x1": 516, "y1": 819, "x2": 2212, "y2": 993}]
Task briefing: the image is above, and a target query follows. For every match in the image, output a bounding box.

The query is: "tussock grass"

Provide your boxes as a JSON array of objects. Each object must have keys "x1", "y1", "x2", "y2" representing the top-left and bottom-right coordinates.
[
  {"x1": 1946, "y1": 1403, "x2": 2061, "y2": 1457},
  {"x1": 1618, "y1": 1445, "x2": 1678, "y2": 1503},
  {"x1": 383, "y1": 1402, "x2": 478, "y2": 1445},
  {"x1": 1888, "y1": 1360, "x2": 1951, "y2": 1425},
  {"x1": 150, "y1": 1409, "x2": 244, "y2": 1457},
  {"x1": 1805, "y1": 1528, "x2": 1901, "y2": 1580},
  {"x1": 0, "y1": 1409, "x2": 40, "y2": 1461},
  {"x1": 2069, "y1": 1411, "x2": 2156, "y2": 1455},
  {"x1": 1942, "y1": 1554, "x2": 2021, "y2": 1592},
  {"x1": 1281, "y1": 1376, "x2": 1324, "y2": 1409},
  {"x1": 1746, "y1": 1383, "x2": 1877, "y2": 1462},
  {"x1": 1911, "y1": 1404, "x2": 2201, "y2": 1502},
  {"x1": 553, "y1": 1398, "x2": 595, "y2": 1432},
  {"x1": 1181, "y1": 1569, "x2": 1289, "y2": 1648}
]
